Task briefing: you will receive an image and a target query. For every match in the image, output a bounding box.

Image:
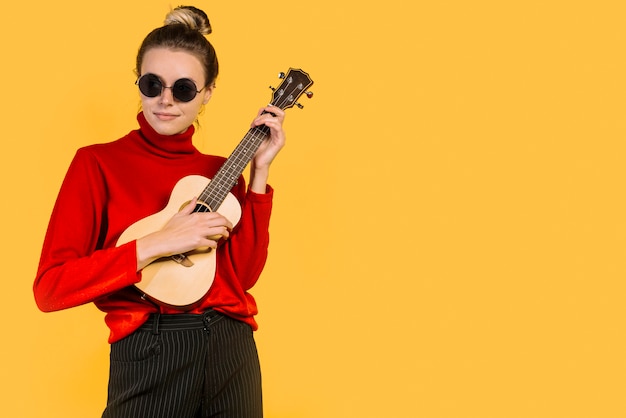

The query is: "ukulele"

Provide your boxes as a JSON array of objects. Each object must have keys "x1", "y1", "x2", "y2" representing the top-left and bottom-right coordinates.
[{"x1": 116, "y1": 68, "x2": 314, "y2": 309}]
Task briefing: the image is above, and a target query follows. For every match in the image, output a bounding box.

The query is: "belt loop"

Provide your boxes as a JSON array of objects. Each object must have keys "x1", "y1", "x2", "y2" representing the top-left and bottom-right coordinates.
[
  {"x1": 202, "y1": 310, "x2": 213, "y2": 331},
  {"x1": 152, "y1": 313, "x2": 161, "y2": 335}
]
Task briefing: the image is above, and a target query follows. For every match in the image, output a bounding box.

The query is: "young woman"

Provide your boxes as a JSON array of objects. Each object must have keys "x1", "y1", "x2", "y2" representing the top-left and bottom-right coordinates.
[{"x1": 34, "y1": 6, "x2": 284, "y2": 417}]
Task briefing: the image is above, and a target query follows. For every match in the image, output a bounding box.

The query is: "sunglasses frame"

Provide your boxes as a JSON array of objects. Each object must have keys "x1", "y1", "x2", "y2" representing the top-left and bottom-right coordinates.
[{"x1": 136, "y1": 73, "x2": 205, "y2": 103}]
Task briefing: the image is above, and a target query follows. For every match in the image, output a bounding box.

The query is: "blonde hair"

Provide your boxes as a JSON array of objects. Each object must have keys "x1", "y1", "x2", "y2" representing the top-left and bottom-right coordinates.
[{"x1": 164, "y1": 5, "x2": 212, "y2": 35}]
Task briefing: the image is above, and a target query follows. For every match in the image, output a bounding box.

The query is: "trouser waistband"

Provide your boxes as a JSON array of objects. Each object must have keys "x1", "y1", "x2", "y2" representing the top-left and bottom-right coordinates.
[{"x1": 140, "y1": 310, "x2": 223, "y2": 334}]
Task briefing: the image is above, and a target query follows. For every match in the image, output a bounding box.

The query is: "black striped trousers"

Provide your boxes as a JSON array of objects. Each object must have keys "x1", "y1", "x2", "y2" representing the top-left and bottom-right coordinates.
[{"x1": 102, "y1": 311, "x2": 263, "y2": 418}]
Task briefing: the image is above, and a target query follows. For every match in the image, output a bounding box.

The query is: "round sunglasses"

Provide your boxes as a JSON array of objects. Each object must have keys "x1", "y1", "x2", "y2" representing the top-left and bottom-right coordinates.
[{"x1": 136, "y1": 73, "x2": 204, "y2": 102}]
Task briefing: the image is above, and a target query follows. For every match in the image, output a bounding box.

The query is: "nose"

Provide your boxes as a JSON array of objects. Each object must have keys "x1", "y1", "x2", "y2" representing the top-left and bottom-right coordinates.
[{"x1": 159, "y1": 86, "x2": 175, "y2": 104}]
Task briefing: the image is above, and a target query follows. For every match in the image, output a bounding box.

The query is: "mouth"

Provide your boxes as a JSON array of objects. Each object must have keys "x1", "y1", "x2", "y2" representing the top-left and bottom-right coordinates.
[{"x1": 154, "y1": 112, "x2": 179, "y2": 121}]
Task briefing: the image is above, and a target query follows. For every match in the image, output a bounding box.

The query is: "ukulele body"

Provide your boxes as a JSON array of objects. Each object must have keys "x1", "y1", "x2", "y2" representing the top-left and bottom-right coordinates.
[{"x1": 117, "y1": 175, "x2": 242, "y2": 309}]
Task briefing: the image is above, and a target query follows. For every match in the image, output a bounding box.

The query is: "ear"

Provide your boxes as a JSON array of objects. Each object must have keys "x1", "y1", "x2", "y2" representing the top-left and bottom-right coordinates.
[{"x1": 202, "y1": 83, "x2": 215, "y2": 104}]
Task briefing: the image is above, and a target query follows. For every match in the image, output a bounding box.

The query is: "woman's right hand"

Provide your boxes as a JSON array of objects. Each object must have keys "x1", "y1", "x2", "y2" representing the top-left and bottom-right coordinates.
[{"x1": 135, "y1": 197, "x2": 233, "y2": 271}]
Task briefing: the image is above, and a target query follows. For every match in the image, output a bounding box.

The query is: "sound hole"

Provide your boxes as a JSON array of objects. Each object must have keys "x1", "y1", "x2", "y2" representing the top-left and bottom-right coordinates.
[{"x1": 192, "y1": 201, "x2": 212, "y2": 213}]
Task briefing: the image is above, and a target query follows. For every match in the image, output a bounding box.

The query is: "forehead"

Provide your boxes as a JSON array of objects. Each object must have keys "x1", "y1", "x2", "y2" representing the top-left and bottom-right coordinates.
[{"x1": 140, "y1": 48, "x2": 205, "y2": 84}]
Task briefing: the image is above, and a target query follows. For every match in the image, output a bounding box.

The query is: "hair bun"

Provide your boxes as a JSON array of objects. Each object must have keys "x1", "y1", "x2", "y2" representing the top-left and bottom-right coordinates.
[{"x1": 164, "y1": 5, "x2": 212, "y2": 35}]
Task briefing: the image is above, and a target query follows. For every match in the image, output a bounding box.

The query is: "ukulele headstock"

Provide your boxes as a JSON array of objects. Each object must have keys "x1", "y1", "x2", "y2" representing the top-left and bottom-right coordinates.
[{"x1": 269, "y1": 68, "x2": 314, "y2": 110}]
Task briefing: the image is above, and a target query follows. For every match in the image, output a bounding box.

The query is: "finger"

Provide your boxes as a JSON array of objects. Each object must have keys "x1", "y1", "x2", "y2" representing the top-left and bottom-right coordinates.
[
  {"x1": 206, "y1": 224, "x2": 232, "y2": 241},
  {"x1": 198, "y1": 214, "x2": 233, "y2": 236},
  {"x1": 217, "y1": 219, "x2": 233, "y2": 231},
  {"x1": 200, "y1": 212, "x2": 233, "y2": 227},
  {"x1": 207, "y1": 233, "x2": 226, "y2": 242},
  {"x1": 251, "y1": 115, "x2": 271, "y2": 129},
  {"x1": 252, "y1": 106, "x2": 284, "y2": 125},
  {"x1": 179, "y1": 197, "x2": 198, "y2": 215},
  {"x1": 259, "y1": 105, "x2": 278, "y2": 117},
  {"x1": 264, "y1": 105, "x2": 284, "y2": 116},
  {"x1": 199, "y1": 237, "x2": 219, "y2": 249}
]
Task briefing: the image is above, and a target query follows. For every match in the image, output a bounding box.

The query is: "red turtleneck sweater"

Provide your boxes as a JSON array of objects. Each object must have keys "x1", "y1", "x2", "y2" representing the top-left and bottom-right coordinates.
[{"x1": 34, "y1": 113, "x2": 273, "y2": 343}]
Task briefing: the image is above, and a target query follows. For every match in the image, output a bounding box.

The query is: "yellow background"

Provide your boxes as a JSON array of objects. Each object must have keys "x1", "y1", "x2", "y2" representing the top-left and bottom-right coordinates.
[{"x1": 1, "y1": 1, "x2": 625, "y2": 417}]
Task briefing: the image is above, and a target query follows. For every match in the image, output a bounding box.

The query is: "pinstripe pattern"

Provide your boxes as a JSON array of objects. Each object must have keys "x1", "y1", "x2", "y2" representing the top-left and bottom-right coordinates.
[{"x1": 102, "y1": 312, "x2": 262, "y2": 418}]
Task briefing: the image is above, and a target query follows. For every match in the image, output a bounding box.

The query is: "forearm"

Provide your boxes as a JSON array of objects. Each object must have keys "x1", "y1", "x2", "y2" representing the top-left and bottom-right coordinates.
[
  {"x1": 249, "y1": 162, "x2": 270, "y2": 194},
  {"x1": 135, "y1": 233, "x2": 168, "y2": 271},
  {"x1": 34, "y1": 242, "x2": 140, "y2": 312}
]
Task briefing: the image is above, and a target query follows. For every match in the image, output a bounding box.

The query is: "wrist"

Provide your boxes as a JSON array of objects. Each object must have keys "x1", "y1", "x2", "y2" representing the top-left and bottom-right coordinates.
[
  {"x1": 135, "y1": 234, "x2": 165, "y2": 271},
  {"x1": 249, "y1": 164, "x2": 270, "y2": 193}
]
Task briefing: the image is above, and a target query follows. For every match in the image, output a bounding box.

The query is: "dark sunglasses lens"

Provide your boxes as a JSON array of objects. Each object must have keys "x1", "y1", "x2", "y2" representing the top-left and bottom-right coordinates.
[
  {"x1": 138, "y1": 75, "x2": 162, "y2": 97},
  {"x1": 172, "y1": 79, "x2": 198, "y2": 102}
]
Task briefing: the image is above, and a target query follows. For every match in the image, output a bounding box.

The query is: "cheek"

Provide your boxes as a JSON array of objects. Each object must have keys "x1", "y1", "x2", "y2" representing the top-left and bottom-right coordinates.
[
  {"x1": 182, "y1": 101, "x2": 205, "y2": 118},
  {"x1": 139, "y1": 96, "x2": 153, "y2": 111}
]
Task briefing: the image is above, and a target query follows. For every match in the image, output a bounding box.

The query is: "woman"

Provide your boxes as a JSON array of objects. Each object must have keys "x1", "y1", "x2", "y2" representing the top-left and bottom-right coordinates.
[{"x1": 34, "y1": 6, "x2": 284, "y2": 417}]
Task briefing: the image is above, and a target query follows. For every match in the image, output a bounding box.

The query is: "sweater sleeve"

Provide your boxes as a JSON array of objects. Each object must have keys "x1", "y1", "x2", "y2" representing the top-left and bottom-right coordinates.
[
  {"x1": 34, "y1": 148, "x2": 140, "y2": 312},
  {"x1": 222, "y1": 185, "x2": 274, "y2": 291}
]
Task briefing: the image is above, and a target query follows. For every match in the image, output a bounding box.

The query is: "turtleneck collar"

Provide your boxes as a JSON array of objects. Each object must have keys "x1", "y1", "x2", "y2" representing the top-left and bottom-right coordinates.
[{"x1": 135, "y1": 111, "x2": 198, "y2": 156}]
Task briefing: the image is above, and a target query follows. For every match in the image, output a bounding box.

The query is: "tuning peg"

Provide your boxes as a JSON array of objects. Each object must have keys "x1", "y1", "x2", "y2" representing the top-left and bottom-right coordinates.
[
  {"x1": 295, "y1": 102, "x2": 304, "y2": 109},
  {"x1": 305, "y1": 91, "x2": 314, "y2": 99},
  {"x1": 278, "y1": 72, "x2": 286, "y2": 79},
  {"x1": 269, "y1": 85, "x2": 276, "y2": 91}
]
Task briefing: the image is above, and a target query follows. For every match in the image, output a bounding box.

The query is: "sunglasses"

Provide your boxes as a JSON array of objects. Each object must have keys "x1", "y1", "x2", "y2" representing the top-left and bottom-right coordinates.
[{"x1": 136, "y1": 73, "x2": 204, "y2": 102}]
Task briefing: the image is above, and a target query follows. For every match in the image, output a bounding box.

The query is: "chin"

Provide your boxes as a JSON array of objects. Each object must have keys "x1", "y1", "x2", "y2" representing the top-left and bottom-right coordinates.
[
  {"x1": 147, "y1": 115, "x2": 190, "y2": 136},
  {"x1": 155, "y1": 124, "x2": 189, "y2": 136}
]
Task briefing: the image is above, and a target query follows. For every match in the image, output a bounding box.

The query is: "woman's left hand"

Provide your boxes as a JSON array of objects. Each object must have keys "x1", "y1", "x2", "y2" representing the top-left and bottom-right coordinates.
[{"x1": 250, "y1": 105, "x2": 286, "y2": 169}]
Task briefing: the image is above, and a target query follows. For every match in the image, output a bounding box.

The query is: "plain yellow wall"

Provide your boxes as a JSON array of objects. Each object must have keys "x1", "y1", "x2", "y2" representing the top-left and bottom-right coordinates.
[{"x1": 2, "y1": 0, "x2": 626, "y2": 417}]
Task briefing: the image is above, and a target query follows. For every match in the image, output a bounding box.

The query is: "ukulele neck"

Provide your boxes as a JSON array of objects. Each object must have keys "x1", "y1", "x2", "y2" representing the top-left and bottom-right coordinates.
[{"x1": 197, "y1": 125, "x2": 270, "y2": 211}]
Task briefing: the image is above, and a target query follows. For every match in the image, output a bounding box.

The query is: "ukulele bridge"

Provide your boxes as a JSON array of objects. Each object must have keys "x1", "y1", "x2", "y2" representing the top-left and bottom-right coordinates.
[{"x1": 170, "y1": 253, "x2": 194, "y2": 267}]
